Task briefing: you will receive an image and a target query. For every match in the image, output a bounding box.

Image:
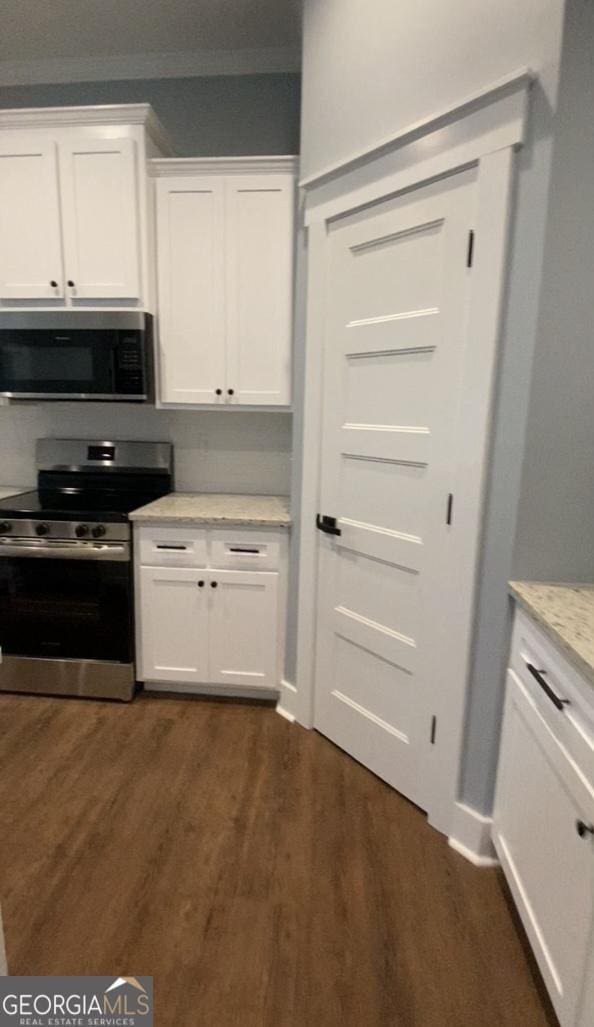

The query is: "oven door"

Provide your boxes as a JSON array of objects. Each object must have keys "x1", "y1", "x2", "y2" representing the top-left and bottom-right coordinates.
[{"x1": 0, "y1": 541, "x2": 134, "y2": 699}]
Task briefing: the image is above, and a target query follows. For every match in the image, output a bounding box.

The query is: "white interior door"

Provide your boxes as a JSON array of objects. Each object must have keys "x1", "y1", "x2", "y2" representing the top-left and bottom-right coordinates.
[
  {"x1": 225, "y1": 175, "x2": 293, "y2": 406},
  {"x1": 314, "y1": 169, "x2": 477, "y2": 812},
  {"x1": 209, "y1": 570, "x2": 278, "y2": 688},
  {"x1": 157, "y1": 176, "x2": 227, "y2": 404},
  {"x1": 140, "y1": 566, "x2": 208, "y2": 683},
  {"x1": 0, "y1": 141, "x2": 64, "y2": 300},
  {"x1": 59, "y1": 137, "x2": 140, "y2": 300}
]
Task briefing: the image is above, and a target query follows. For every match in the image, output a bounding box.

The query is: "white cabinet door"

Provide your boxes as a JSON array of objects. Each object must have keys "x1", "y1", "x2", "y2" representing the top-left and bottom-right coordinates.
[
  {"x1": 139, "y1": 566, "x2": 208, "y2": 684},
  {"x1": 225, "y1": 175, "x2": 293, "y2": 406},
  {"x1": 0, "y1": 141, "x2": 64, "y2": 300},
  {"x1": 209, "y1": 570, "x2": 278, "y2": 688},
  {"x1": 493, "y1": 670, "x2": 594, "y2": 1027},
  {"x1": 156, "y1": 176, "x2": 227, "y2": 404},
  {"x1": 59, "y1": 138, "x2": 141, "y2": 301}
]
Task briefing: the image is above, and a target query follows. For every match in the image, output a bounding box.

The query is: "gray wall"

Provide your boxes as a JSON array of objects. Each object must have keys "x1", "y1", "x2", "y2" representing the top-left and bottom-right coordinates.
[
  {"x1": 301, "y1": 0, "x2": 564, "y2": 180},
  {"x1": 460, "y1": 0, "x2": 594, "y2": 813},
  {"x1": 0, "y1": 73, "x2": 301, "y2": 156}
]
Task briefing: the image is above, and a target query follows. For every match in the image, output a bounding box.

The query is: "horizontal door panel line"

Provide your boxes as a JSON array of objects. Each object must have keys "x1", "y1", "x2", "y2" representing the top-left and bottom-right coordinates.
[
  {"x1": 339, "y1": 426, "x2": 431, "y2": 464},
  {"x1": 347, "y1": 306, "x2": 439, "y2": 329},
  {"x1": 343, "y1": 453, "x2": 427, "y2": 469},
  {"x1": 336, "y1": 605, "x2": 416, "y2": 649},
  {"x1": 347, "y1": 345, "x2": 436, "y2": 359},
  {"x1": 219, "y1": 670, "x2": 266, "y2": 678},
  {"x1": 343, "y1": 423, "x2": 430, "y2": 434},
  {"x1": 337, "y1": 523, "x2": 423, "y2": 573},
  {"x1": 338, "y1": 517, "x2": 422, "y2": 546},
  {"x1": 331, "y1": 689, "x2": 409, "y2": 744},
  {"x1": 348, "y1": 216, "x2": 444, "y2": 255}
]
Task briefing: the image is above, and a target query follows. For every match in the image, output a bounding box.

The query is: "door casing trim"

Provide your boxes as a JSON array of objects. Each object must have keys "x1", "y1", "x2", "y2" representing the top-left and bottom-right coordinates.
[{"x1": 294, "y1": 74, "x2": 530, "y2": 837}]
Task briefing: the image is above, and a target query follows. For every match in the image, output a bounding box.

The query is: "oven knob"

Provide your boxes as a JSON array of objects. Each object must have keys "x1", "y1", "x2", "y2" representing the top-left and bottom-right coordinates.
[
  {"x1": 92, "y1": 524, "x2": 106, "y2": 538},
  {"x1": 36, "y1": 523, "x2": 49, "y2": 536},
  {"x1": 75, "y1": 524, "x2": 89, "y2": 538},
  {"x1": 0, "y1": 521, "x2": 11, "y2": 534}
]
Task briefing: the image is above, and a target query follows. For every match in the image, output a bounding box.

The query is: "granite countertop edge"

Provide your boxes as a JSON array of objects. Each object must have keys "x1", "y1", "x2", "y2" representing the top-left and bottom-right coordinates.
[
  {"x1": 509, "y1": 580, "x2": 594, "y2": 687},
  {"x1": 129, "y1": 492, "x2": 291, "y2": 528}
]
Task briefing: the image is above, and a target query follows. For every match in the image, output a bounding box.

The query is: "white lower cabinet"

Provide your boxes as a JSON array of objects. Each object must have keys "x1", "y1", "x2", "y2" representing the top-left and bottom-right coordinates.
[
  {"x1": 140, "y1": 566, "x2": 209, "y2": 684},
  {"x1": 136, "y1": 526, "x2": 286, "y2": 694},
  {"x1": 493, "y1": 611, "x2": 594, "y2": 1027}
]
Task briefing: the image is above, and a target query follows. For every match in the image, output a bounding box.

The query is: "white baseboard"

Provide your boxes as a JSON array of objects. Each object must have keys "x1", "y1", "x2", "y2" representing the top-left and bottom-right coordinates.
[
  {"x1": 448, "y1": 801, "x2": 498, "y2": 867},
  {"x1": 276, "y1": 678, "x2": 298, "y2": 723}
]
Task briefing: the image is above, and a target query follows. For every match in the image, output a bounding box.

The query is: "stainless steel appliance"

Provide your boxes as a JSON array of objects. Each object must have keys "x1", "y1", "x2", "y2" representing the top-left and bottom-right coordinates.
[
  {"x1": 0, "y1": 439, "x2": 173, "y2": 701},
  {"x1": 0, "y1": 311, "x2": 154, "y2": 402}
]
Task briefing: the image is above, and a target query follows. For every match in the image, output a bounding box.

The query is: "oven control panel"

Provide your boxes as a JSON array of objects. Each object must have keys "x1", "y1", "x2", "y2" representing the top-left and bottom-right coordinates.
[{"x1": 0, "y1": 520, "x2": 130, "y2": 542}]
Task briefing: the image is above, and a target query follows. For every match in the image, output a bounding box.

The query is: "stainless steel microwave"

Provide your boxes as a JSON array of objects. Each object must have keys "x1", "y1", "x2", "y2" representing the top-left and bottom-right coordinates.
[{"x1": 0, "y1": 311, "x2": 154, "y2": 402}]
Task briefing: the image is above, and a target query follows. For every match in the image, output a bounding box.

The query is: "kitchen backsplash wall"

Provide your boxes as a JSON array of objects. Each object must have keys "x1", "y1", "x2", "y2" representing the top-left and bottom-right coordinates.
[{"x1": 0, "y1": 404, "x2": 292, "y2": 495}]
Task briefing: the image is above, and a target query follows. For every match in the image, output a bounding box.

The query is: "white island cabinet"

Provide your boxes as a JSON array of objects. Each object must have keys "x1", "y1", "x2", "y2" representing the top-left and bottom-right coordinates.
[
  {"x1": 0, "y1": 104, "x2": 172, "y2": 310},
  {"x1": 152, "y1": 157, "x2": 297, "y2": 408},
  {"x1": 131, "y1": 496, "x2": 290, "y2": 697},
  {"x1": 493, "y1": 590, "x2": 594, "y2": 1027}
]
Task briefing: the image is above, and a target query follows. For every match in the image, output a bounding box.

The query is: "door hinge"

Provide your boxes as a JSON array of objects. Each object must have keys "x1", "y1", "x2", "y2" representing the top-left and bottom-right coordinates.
[
  {"x1": 430, "y1": 715, "x2": 437, "y2": 745},
  {"x1": 446, "y1": 493, "x2": 454, "y2": 526},
  {"x1": 466, "y1": 229, "x2": 475, "y2": 268}
]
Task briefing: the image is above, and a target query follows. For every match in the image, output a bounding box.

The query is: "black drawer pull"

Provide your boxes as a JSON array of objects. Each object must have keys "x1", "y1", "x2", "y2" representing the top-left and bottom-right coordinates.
[
  {"x1": 229, "y1": 547, "x2": 260, "y2": 554},
  {"x1": 156, "y1": 544, "x2": 187, "y2": 551},
  {"x1": 576, "y1": 820, "x2": 594, "y2": 838},
  {"x1": 526, "y1": 662, "x2": 570, "y2": 712}
]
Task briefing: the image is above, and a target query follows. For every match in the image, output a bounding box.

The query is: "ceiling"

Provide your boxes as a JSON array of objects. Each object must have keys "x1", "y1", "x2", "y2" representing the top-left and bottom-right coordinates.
[{"x1": 0, "y1": 0, "x2": 302, "y2": 85}]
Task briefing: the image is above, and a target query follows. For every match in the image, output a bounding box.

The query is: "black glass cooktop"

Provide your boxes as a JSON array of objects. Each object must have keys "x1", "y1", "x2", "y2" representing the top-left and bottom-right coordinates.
[{"x1": 0, "y1": 488, "x2": 162, "y2": 523}]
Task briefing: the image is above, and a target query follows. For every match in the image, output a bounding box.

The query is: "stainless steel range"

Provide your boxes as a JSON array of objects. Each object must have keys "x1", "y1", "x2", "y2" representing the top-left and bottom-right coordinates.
[{"x1": 0, "y1": 439, "x2": 173, "y2": 701}]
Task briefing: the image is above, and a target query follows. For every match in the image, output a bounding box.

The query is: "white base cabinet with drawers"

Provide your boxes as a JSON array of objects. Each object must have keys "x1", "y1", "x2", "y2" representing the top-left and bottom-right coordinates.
[
  {"x1": 135, "y1": 525, "x2": 288, "y2": 696},
  {"x1": 493, "y1": 608, "x2": 594, "y2": 1027}
]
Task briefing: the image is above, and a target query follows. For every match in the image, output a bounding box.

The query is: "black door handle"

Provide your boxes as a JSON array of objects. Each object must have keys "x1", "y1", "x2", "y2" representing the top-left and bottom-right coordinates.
[
  {"x1": 316, "y1": 514, "x2": 342, "y2": 536},
  {"x1": 576, "y1": 820, "x2": 594, "y2": 838},
  {"x1": 526, "y1": 662, "x2": 570, "y2": 712}
]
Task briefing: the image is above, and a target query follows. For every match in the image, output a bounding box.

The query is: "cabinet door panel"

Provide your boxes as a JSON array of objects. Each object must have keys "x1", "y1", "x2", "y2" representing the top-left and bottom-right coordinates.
[
  {"x1": 157, "y1": 176, "x2": 226, "y2": 404},
  {"x1": 493, "y1": 670, "x2": 594, "y2": 1027},
  {"x1": 59, "y1": 137, "x2": 140, "y2": 300},
  {"x1": 225, "y1": 175, "x2": 293, "y2": 406},
  {"x1": 139, "y1": 566, "x2": 207, "y2": 683},
  {"x1": 209, "y1": 570, "x2": 278, "y2": 688},
  {"x1": 0, "y1": 142, "x2": 64, "y2": 300}
]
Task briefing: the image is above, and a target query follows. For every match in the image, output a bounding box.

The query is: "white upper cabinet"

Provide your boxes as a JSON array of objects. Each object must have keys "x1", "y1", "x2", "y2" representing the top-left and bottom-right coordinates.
[
  {"x1": 59, "y1": 138, "x2": 141, "y2": 301},
  {"x1": 156, "y1": 176, "x2": 226, "y2": 404},
  {"x1": 154, "y1": 157, "x2": 297, "y2": 408},
  {"x1": 0, "y1": 104, "x2": 173, "y2": 310},
  {"x1": 225, "y1": 175, "x2": 294, "y2": 405},
  {"x1": 0, "y1": 141, "x2": 64, "y2": 300}
]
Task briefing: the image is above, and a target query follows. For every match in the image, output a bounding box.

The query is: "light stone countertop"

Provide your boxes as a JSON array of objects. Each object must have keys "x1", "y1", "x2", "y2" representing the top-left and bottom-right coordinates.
[
  {"x1": 129, "y1": 492, "x2": 291, "y2": 528},
  {"x1": 0, "y1": 486, "x2": 26, "y2": 500},
  {"x1": 509, "y1": 581, "x2": 594, "y2": 687}
]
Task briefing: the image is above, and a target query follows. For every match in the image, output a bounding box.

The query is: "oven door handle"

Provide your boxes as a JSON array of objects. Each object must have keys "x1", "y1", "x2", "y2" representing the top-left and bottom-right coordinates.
[{"x1": 0, "y1": 539, "x2": 130, "y2": 561}]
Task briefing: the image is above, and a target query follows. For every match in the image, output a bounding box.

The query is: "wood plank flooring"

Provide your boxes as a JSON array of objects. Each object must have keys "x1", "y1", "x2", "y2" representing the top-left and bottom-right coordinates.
[{"x1": 0, "y1": 693, "x2": 555, "y2": 1026}]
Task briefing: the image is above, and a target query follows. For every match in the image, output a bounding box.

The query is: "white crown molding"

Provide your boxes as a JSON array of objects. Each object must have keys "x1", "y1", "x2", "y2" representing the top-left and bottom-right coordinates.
[
  {"x1": 0, "y1": 46, "x2": 301, "y2": 88},
  {"x1": 0, "y1": 103, "x2": 175, "y2": 154},
  {"x1": 151, "y1": 155, "x2": 299, "y2": 177},
  {"x1": 300, "y1": 67, "x2": 533, "y2": 190}
]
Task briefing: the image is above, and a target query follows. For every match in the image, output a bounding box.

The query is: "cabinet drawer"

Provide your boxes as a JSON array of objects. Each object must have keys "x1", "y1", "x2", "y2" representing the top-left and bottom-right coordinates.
[
  {"x1": 493, "y1": 668, "x2": 594, "y2": 1027},
  {"x1": 209, "y1": 529, "x2": 281, "y2": 570},
  {"x1": 511, "y1": 610, "x2": 594, "y2": 785},
  {"x1": 137, "y1": 526, "x2": 207, "y2": 567}
]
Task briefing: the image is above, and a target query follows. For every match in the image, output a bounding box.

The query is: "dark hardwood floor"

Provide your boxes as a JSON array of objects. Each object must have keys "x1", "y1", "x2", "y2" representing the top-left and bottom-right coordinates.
[{"x1": 0, "y1": 693, "x2": 554, "y2": 1026}]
